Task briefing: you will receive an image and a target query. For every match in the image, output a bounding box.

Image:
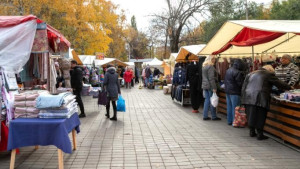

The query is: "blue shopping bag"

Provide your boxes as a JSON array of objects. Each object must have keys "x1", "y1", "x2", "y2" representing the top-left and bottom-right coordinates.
[{"x1": 117, "y1": 95, "x2": 126, "y2": 112}]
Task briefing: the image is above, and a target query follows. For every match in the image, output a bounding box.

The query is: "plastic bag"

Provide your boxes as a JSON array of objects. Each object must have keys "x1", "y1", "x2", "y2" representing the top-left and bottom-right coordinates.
[
  {"x1": 210, "y1": 92, "x2": 219, "y2": 107},
  {"x1": 233, "y1": 106, "x2": 247, "y2": 128},
  {"x1": 117, "y1": 95, "x2": 126, "y2": 112}
]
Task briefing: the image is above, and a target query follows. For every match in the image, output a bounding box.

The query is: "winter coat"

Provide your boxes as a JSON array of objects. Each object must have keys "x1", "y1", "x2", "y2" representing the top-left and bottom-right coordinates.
[
  {"x1": 124, "y1": 70, "x2": 133, "y2": 83},
  {"x1": 153, "y1": 68, "x2": 160, "y2": 77},
  {"x1": 202, "y1": 65, "x2": 217, "y2": 90},
  {"x1": 70, "y1": 66, "x2": 83, "y2": 90},
  {"x1": 224, "y1": 59, "x2": 246, "y2": 95},
  {"x1": 241, "y1": 68, "x2": 291, "y2": 110},
  {"x1": 186, "y1": 62, "x2": 201, "y2": 90},
  {"x1": 172, "y1": 67, "x2": 186, "y2": 85},
  {"x1": 104, "y1": 67, "x2": 121, "y2": 98},
  {"x1": 145, "y1": 67, "x2": 152, "y2": 78}
]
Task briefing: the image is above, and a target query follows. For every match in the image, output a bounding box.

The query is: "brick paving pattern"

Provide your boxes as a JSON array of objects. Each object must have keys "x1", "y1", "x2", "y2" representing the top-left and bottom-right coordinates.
[{"x1": 1, "y1": 86, "x2": 300, "y2": 169}]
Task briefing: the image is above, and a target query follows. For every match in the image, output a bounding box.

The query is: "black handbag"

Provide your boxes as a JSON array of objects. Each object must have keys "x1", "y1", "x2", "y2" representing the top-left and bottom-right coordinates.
[{"x1": 98, "y1": 90, "x2": 108, "y2": 105}]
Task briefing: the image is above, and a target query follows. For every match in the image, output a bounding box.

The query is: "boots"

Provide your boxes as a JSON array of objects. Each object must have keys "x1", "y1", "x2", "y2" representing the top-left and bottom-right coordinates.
[
  {"x1": 105, "y1": 107, "x2": 110, "y2": 118},
  {"x1": 110, "y1": 110, "x2": 117, "y2": 121},
  {"x1": 257, "y1": 129, "x2": 268, "y2": 140},
  {"x1": 249, "y1": 128, "x2": 257, "y2": 137}
]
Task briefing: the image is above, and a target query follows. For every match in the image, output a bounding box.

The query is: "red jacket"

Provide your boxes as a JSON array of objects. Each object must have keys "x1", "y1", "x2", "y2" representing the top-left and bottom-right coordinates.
[{"x1": 124, "y1": 71, "x2": 133, "y2": 83}]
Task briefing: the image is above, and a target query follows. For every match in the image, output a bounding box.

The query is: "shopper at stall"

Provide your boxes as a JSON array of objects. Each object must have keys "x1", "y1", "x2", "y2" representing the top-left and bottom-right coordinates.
[
  {"x1": 145, "y1": 64, "x2": 152, "y2": 87},
  {"x1": 202, "y1": 55, "x2": 221, "y2": 121},
  {"x1": 142, "y1": 66, "x2": 146, "y2": 86},
  {"x1": 135, "y1": 67, "x2": 140, "y2": 84},
  {"x1": 124, "y1": 68, "x2": 133, "y2": 89},
  {"x1": 242, "y1": 65, "x2": 292, "y2": 140},
  {"x1": 104, "y1": 64, "x2": 121, "y2": 121},
  {"x1": 55, "y1": 62, "x2": 65, "y2": 88},
  {"x1": 275, "y1": 54, "x2": 299, "y2": 86},
  {"x1": 224, "y1": 59, "x2": 246, "y2": 125},
  {"x1": 153, "y1": 68, "x2": 161, "y2": 77},
  {"x1": 70, "y1": 60, "x2": 85, "y2": 118}
]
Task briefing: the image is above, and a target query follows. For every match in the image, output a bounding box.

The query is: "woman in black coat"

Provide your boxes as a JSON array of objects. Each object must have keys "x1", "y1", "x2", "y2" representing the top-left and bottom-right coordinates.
[
  {"x1": 241, "y1": 65, "x2": 291, "y2": 140},
  {"x1": 104, "y1": 64, "x2": 121, "y2": 121}
]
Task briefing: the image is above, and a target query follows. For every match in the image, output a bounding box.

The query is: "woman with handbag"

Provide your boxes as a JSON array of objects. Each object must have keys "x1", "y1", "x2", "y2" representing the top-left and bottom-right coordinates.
[
  {"x1": 201, "y1": 55, "x2": 221, "y2": 121},
  {"x1": 103, "y1": 64, "x2": 121, "y2": 121}
]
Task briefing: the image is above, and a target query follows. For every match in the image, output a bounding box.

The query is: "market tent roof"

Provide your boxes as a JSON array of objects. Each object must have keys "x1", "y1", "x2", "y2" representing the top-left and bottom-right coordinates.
[
  {"x1": 145, "y1": 57, "x2": 163, "y2": 66},
  {"x1": 94, "y1": 58, "x2": 128, "y2": 67},
  {"x1": 125, "y1": 62, "x2": 135, "y2": 66},
  {"x1": 78, "y1": 55, "x2": 96, "y2": 65},
  {"x1": 169, "y1": 53, "x2": 178, "y2": 62},
  {"x1": 71, "y1": 49, "x2": 83, "y2": 65},
  {"x1": 176, "y1": 45, "x2": 206, "y2": 61},
  {"x1": 0, "y1": 15, "x2": 71, "y2": 72},
  {"x1": 198, "y1": 20, "x2": 300, "y2": 56}
]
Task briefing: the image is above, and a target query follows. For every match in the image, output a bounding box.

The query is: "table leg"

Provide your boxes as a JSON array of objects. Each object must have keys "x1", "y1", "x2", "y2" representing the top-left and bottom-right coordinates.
[
  {"x1": 72, "y1": 129, "x2": 77, "y2": 150},
  {"x1": 10, "y1": 149, "x2": 16, "y2": 169},
  {"x1": 58, "y1": 149, "x2": 64, "y2": 169},
  {"x1": 35, "y1": 145, "x2": 39, "y2": 150}
]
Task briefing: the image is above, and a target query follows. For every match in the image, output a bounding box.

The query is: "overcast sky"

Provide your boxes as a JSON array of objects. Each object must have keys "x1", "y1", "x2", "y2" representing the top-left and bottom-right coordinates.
[{"x1": 110, "y1": 0, "x2": 274, "y2": 31}]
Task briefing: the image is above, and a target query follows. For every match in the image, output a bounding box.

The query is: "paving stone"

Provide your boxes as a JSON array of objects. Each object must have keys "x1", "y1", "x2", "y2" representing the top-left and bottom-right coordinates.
[{"x1": 1, "y1": 88, "x2": 300, "y2": 169}]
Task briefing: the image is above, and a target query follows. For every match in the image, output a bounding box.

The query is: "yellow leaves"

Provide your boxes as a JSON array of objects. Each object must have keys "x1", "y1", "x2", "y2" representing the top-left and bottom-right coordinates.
[{"x1": 0, "y1": 0, "x2": 124, "y2": 56}]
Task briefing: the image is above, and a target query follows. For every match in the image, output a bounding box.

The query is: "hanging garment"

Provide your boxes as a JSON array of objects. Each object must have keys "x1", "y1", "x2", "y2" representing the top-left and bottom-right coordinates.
[
  {"x1": 186, "y1": 62, "x2": 202, "y2": 110},
  {"x1": 216, "y1": 58, "x2": 229, "y2": 81}
]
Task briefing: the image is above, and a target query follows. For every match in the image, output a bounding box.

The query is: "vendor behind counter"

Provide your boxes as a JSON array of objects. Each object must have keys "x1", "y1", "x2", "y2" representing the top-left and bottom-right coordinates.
[{"x1": 275, "y1": 54, "x2": 299, "y2": 87}]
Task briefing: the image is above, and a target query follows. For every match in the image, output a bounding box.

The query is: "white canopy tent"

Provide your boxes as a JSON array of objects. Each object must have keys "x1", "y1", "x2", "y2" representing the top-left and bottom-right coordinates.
[
  {"x1": 143, "y1": 57, "x2": 164, "y2": 73},
  {"x1": 176, "y1": 45, "x2": 206, "y2": 62},
  {"x1": 78, "y1": 55, "x2": 96, "y2": 65},
  {"x1": 198, "y1": 20, "x2": 300, "y2": 56},
  {"x1": 94, "y1": 58, "x2": 128, "y2": 67}
]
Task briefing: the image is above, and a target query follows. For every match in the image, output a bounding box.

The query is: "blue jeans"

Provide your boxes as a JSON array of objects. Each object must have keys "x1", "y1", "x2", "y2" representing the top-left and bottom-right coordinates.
[
  {"x1": 145, "y1": 78, "x2": 149, "y2": 87},
  {"x1": 203, "y1": 90, "x2": 217, "y2": 119},
  {"x1": 226, "y1": 94, "x2": 241, "y2": 124}
]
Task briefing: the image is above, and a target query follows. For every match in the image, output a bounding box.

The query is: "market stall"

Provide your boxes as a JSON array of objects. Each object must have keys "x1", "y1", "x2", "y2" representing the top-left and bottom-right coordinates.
[
  {"x1": 198, "y1": 20, "x2": 300, "y2": 148},
  {"x1": 171, "y1": 45, "x2": 206, "y2": 107},
  {"x1": 168, "y1": 53, "x2": 178, "y2": 76},
  {"x1": 0, "y1": 15, "x2": 80, "y2": 168}
]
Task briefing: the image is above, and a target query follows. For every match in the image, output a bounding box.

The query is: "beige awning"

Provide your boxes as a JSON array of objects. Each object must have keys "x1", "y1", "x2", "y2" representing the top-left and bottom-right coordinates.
[
  {"x1": 176, "y1": 45, "x2": 206, "y2": 61},
  {"x1": 198, "y1": 20, "x2": 300, "y2": 56}
]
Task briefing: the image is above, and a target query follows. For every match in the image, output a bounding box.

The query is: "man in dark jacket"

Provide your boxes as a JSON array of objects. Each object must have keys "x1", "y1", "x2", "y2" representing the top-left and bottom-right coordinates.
[
  {"x1": 70, "y1": 60, "x2": 85, "y2": 118},
  {"x1": 224, "y1": 59, "x2": 246, "y2": 125},
  {"x1": 241, "y1": 65, "x2": 291, "y2": 140}
]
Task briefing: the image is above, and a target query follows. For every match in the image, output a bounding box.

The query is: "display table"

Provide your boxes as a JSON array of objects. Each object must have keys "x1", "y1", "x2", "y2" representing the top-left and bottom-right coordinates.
[
  {"x1": 217, "y1": 90, "x2": 300, "y2": 148},
  {"x1": 7, "y1": 113, "x2": 81, "y2": 169}
]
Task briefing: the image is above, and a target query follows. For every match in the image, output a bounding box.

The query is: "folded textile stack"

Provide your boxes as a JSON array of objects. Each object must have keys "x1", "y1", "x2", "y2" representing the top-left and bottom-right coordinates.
[
  {"x1": 14, "y1": 91, "x2": 45, "y2": 118},
  {"x1": 280, "y1": 89, "x2": 300, "y2": 101},
  {"x1": 56, "y1": 87, "x2": 72, "y2": 94},
  {"x1": 81, "y1": 84, "x2": 91, "y2": 96},
  {"x1": 36, "y1": 92, "x2": 78, "y2": 118},
  {"x1": 89, "y1": 87, "x2": 101, "y2": 98}
]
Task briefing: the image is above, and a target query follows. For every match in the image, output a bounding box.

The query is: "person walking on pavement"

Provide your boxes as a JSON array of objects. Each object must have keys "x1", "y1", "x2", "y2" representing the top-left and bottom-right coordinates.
[
  {"x1": 201, "y1": 55, "x2": 221, "y2": 121},
  {"x1": 242, "y1": 65, "x2": 292, "y2": 140},
  {"x1": 70, "y1": 60, "x2": 86, "y2": 118},
  {"x1": 104, "y1": 64, "x2": 121, "y2": 121},
  {"x1": 224, "y1": 59, "x2": 246, "y2": 125},
  {"x1": 124, "y1": 68, "x2": 133, "y2": 89}
]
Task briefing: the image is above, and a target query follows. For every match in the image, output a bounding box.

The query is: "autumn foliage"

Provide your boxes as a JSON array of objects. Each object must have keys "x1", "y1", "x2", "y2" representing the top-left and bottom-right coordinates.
[{"x1": 0, "y1": 0, "x2": 126, "y2": 58}]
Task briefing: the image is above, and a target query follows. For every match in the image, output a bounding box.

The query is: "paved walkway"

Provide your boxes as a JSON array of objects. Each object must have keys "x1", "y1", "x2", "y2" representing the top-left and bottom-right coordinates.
[{"x1": 1, "y1": 86, "x2": 300, "y2": 169}]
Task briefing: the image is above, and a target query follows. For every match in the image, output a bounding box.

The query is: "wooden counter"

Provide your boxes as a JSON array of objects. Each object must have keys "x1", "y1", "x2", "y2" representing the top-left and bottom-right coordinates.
[{"x1": 217, "y1": 91, "x2": 300, "y2": 148}]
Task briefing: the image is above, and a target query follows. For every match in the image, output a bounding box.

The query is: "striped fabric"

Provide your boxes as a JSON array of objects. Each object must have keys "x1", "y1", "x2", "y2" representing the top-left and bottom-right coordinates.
[{"x1": 275, "y1": 63, "x2": 299, "y2": 86}]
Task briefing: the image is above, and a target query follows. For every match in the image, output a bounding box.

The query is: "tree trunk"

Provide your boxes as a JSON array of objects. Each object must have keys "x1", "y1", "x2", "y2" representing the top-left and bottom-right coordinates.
[{"x1": 170, "y1": 34, "x2": 179, "y2": 53}]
